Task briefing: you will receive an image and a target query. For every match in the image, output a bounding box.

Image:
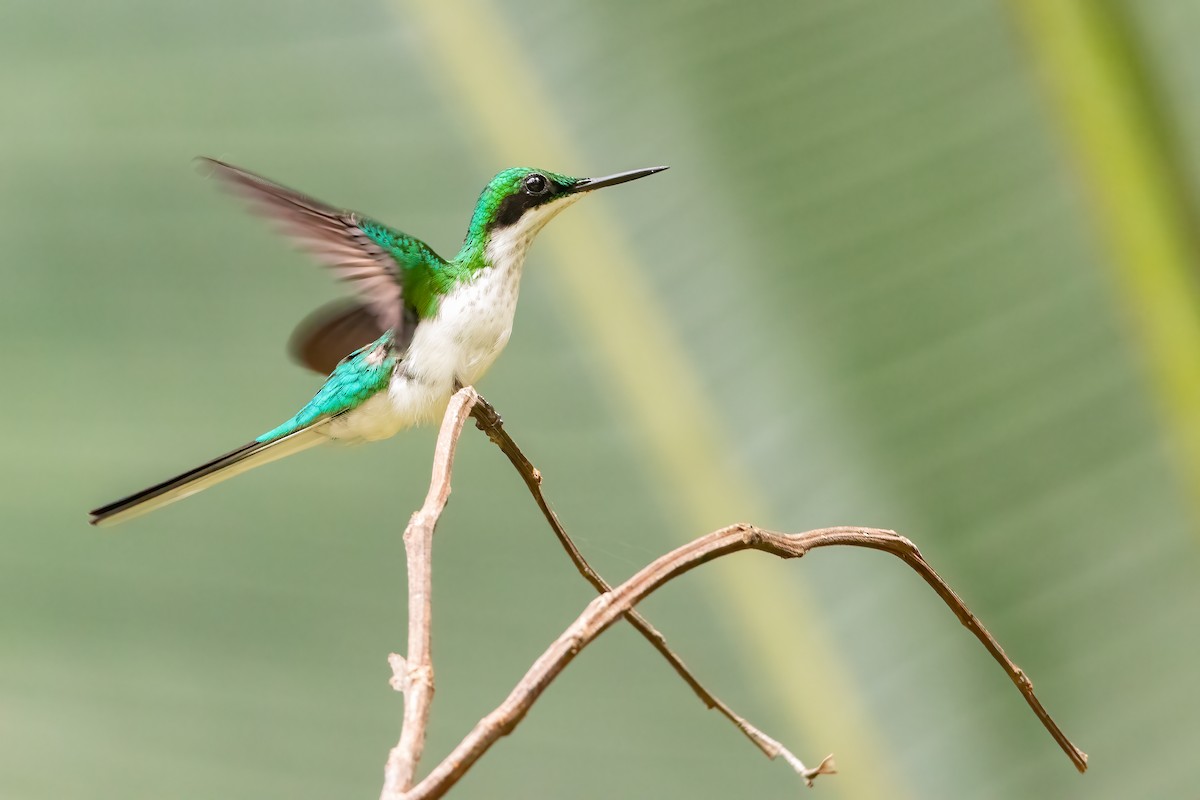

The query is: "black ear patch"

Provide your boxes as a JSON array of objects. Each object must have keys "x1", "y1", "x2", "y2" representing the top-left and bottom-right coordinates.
[
  {"x1": 492, "y1": 174, "x2": 569, "y2": 229},
  {"x1": 494, "y1": 192, "x2": 534, "y2": 227}
]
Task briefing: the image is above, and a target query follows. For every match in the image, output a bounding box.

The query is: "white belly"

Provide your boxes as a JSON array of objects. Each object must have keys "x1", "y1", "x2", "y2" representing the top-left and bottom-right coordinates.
[
  {"x1": 323, "y1": 391, "x2": 409, "y2": 442},
  {"x1": 390, "y1": 261, "x2": 521, "y2": 424},
  {"x1": 414, "y1": 263, "x2": 520, "y2": 384},
  {"x1": 318, "y1": 268, "x2": 519, "y2": 444},
  {"x1": 322, "y1": 209, "x2": 551, "y2": 443}
]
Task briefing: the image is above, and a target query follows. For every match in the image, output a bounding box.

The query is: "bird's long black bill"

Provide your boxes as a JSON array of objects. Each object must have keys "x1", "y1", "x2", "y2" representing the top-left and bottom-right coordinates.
[{"x1": 571, "y1": 165, "x2": 668, "y2": 193}]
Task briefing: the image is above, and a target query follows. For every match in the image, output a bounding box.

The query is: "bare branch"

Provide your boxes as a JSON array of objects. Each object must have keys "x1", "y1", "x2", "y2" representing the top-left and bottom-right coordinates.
[
  {"x1": 400, "y1": 524, "x2": 1087, "y2": 800},
  {"x1": 379, "y1": 387, "x2": 480, "y2": 798},
  {"x1": 782, "y1": 527, "x2": 1090, "y2": 774},
  {"x1": 468, "y1": 396, "x2": 821, "y2": 777},
  {"x1": 380, "y1": 391, "x2": 1086, "y2": 800}
]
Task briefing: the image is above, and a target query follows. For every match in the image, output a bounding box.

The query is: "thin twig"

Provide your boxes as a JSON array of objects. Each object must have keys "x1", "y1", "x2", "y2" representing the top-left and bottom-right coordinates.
[
  {"x1": 401, "y1": 524, "x2": 1086, "y2": 800},
  {"x1": 468, "y1": 396, "x2": 821, "y2": 777},
  {"x1": 381, "y1": 391, "x2": 1086, "y2": 800},
  {"x1": 380, "y1": 387, "x2": 481, "y2": 798},
  {"x1": 796, "y1": 527, "x2": 1090, "y2": 774}
]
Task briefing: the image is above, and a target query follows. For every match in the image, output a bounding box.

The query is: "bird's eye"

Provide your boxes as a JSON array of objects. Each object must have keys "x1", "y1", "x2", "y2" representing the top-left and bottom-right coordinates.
[{"x1": 523, "y1": 173, "x2": 549, "y2": 196}]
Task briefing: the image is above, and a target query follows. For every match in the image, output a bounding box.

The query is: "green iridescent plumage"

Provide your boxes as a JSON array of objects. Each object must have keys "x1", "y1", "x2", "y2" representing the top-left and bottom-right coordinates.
[
  {"x1": 353, "y1": 168, "x2": 577, "y2": 320},
  {"x1": 89, "y1": 160, "x2": 665, "y2": 528},
  {"x1": 256, "y1": 333, "x2": 397, "y2": 442},
  {"x1": 357, "y1": 219, "x2": 464, "y2": 320},
  {"x1": 258, "y1": 167, "x2": 586, "y2": 441},
  {"x1": 456, "y1": 167, "x2": 578, "y2": 265}
]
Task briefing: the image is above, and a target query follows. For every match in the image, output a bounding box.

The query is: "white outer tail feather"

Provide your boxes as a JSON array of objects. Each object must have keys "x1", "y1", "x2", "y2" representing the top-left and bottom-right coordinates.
[{"x1": 91, "y1": 425, "x2": 328, "y2": 528}]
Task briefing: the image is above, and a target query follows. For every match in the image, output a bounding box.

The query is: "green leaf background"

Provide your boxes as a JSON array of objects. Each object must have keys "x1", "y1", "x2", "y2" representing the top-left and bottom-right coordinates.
[{"x1": 3, "y1": 1, "x2": 1198, "y2": 797}]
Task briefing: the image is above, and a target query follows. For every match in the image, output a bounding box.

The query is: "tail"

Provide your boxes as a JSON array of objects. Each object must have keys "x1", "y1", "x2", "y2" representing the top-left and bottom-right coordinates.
[{"x1": 89, "y1": 425, "x2": 327, "y2": 527}]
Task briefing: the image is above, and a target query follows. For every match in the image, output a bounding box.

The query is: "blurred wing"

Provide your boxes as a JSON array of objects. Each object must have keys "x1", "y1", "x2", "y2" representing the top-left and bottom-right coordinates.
[
  {"x1": 288, "y1": 299, "x2": 418, "y2": 376},
  {"x1": 200, "y1": 157, "x2": 445, "y2": 332}
]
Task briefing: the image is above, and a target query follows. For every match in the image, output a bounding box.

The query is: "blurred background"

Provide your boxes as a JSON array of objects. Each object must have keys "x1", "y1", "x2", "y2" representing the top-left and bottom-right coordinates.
[{"x1": 4, "y1": 0, "x2": 1199, "y2": 797}]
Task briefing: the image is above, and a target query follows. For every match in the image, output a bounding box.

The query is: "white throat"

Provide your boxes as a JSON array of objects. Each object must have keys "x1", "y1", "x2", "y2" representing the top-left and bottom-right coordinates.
[
  {"x1": 366, "y1": 193, "x2": 584, "y2": 436},
  {"x1": 483, "y1": 193, "x2": 583, "y2": 273}
]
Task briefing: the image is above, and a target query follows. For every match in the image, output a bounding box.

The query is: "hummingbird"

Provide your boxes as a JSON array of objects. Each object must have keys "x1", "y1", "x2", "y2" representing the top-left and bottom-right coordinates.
[{"x1": 89, "y1": 158, "x2": 666, "y2": 526}]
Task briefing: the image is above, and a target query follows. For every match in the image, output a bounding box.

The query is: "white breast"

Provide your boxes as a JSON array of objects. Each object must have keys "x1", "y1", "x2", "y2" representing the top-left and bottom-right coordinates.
[
  {"x1": 380, "y1": 193, "x2": 582, "y2": 431},
  {"x1": 410, "y1": 259, "x2": 523, "y2": 388},
  {"x1": 381, "y1": 226, "x2": 524, "y2": 427}
]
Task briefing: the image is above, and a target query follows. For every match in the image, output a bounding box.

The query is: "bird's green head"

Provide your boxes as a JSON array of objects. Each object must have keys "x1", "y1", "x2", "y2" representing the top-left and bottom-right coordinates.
[{"x1": 460, "y1": 164, "x2": 667, "y2": 262}]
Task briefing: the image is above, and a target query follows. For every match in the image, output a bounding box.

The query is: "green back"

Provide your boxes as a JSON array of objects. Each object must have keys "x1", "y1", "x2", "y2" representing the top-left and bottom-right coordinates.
[
  {"x1": 359, "y1": 167, "x2": 576, "y2": 320},
  {"x1": 357, "y1": 219, "x2": 467, "y2": 320}
]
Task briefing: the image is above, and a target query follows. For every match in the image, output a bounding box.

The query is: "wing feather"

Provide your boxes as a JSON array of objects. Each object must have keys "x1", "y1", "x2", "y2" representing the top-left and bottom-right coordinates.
[
  {"x1": 287, "y1": 299, "x2": 415, "y2": 376},
  {"x1": 199, "y1": 157, "x2": 444, "y2": 334}
]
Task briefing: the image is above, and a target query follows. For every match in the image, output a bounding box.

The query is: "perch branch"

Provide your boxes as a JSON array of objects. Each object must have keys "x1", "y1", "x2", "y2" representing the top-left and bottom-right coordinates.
[
  {"x1": 467, "y1": 396, "x2": 820, "y2": 776},
  {"x1": 381, "y1": 389, "x2": 1086, "y2": 800},
  {"x1": 380, "y1": 387, "x2": 481, "y2": 798},
  {"x1": 401, "y1": 524, "x2": 1086, "y2": 800}
]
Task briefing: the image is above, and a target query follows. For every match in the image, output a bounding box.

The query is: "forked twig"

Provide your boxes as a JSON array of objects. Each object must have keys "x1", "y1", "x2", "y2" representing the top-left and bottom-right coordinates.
[
  {"x1": 379, "y1": 388, "x2": 1087, "y2": 800},
  {"x1": 468, "y1": 396, "x2": 824, "y2": 777}
]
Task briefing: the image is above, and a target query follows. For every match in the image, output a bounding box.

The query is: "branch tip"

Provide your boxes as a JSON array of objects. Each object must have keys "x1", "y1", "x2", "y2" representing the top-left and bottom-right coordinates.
[{"x1": 802, "y1": 754, "x2": 838, "y2": 787}]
